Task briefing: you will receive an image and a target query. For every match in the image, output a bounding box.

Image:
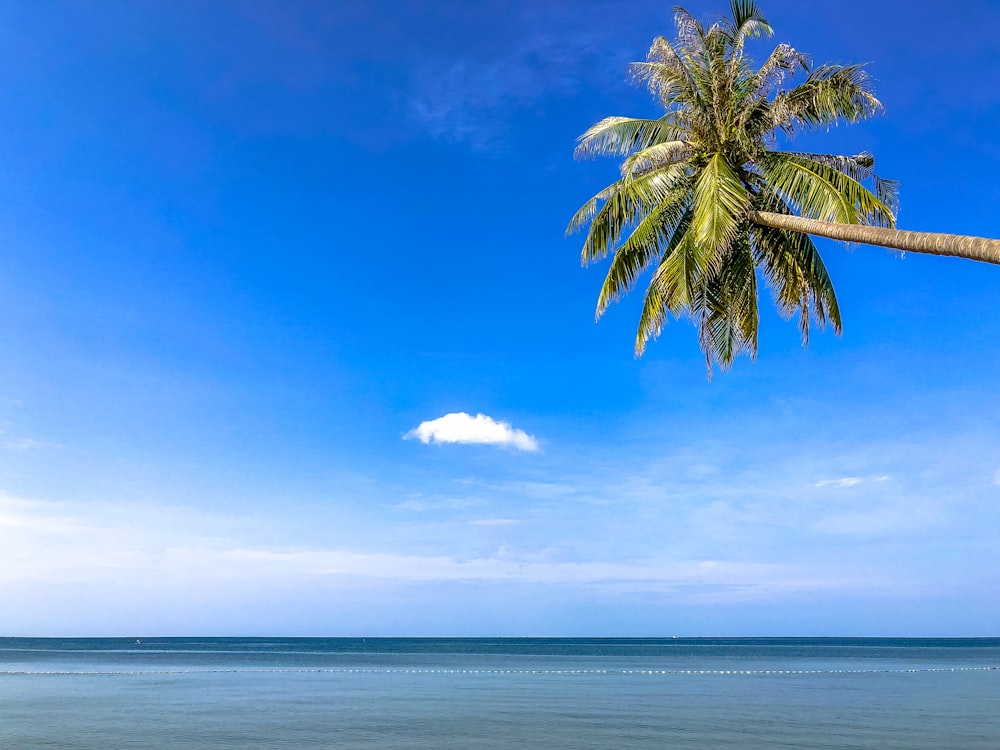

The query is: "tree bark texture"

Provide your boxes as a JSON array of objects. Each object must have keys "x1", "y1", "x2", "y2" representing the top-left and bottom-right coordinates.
[{"x1": 748, "y1": 211, "x2": 1000, "y2": 266}]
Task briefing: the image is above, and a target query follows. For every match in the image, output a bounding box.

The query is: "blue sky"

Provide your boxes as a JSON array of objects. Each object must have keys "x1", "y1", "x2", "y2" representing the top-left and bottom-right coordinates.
[{"x1": 0, "y1": 0, "x2": 998, "y2": 636}]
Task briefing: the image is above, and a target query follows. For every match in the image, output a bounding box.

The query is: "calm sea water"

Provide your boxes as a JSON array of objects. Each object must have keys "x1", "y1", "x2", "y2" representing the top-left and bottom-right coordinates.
[{"x1": 1, "y1": 637, "x2": 998, "y2": 749}]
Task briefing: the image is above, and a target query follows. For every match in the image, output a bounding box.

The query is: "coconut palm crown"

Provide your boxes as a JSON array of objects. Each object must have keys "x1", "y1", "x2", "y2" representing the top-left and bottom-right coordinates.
[{"x1": 568, "y1": 1, "x2": 907, "y2": 371}]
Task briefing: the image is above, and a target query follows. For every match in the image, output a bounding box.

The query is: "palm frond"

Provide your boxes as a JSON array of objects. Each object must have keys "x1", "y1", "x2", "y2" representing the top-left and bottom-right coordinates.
[
  {"x1": 748, "y1": 43, "x2": 808, "y2": 99},
  {"x1": 726, "y1": 0, "x2": 772, "y2": 52},
  {"x1": 760, "y1": 155, "x2": 854, "y2": 223},
  {"x1": 620, "y1": 141, "x2": 692, "y2": 179},
  {"x1": 630, "y1": 35, "x2": 698, "y2": 106},
  {"x1": 783, "y1": 151, "x2": 899, "y2": 220},
  {"x1": 691, "y1": 152, "x2": 750, "y2": 262},
  {"x1": 634, "y1": 211, "x2": 697, "y2": 354},
  {"x1": 699, "y1": 235, "x2": 759, "y2": 368},
  {"x1": 566, "y1": 184, "x2": 616, "y2": 236},
  {"x1": 771, "y1": 63, "x2": 883, "y2": 132},
  {"x1": 595, "y1": 186, "x2": 692, "y2": 317},
  {"x1": 752, "y1": 212, "x2": 841, "y2": 344},
  {"x1": 704, "y1": 23, "x2": 733, "y2": 130},
  {"x1": 672, "y1": 6, "x2": 716, "y2": 112},
  {"x1": 673, "y1": 6, "x2": 707, "y2": 55},
  {"x1": 760, "y1": 153, "x2": 894, "y2": 227},
  {"x1": 574, "y1": 116, "x2": 682, "y2": 159},
  {"x1": 575, "y1": 164, "x2": 690, "y2": 265}
]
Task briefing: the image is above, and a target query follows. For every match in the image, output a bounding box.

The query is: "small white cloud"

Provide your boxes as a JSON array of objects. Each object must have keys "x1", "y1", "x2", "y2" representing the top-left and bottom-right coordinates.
[
  {"x1": 405, "y1": 412, "x2": 538, "y2": 451},
  {"x1": 468, "y1": 518, "x2": 520, "y2": 527},
  {"x1": 815, "y1": 476, "x2": 863, "y2": 488}
]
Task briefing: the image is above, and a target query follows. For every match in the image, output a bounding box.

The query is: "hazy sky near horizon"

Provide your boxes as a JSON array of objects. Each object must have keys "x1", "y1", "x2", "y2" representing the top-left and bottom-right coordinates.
[{"x1": 1, "y1": 0, "x2": 998, "y2": 636}]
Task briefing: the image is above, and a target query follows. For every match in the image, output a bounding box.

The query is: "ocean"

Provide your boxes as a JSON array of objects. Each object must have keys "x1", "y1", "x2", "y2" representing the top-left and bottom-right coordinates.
[{"x1": 1, "y1": 637, "x2": 998, "y2": 749}]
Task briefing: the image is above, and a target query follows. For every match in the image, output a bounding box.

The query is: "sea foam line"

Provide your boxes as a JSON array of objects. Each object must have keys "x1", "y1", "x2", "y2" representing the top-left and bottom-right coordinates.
[{"x1": 2, "y1": 666, "x2": 998, "y2": 677}]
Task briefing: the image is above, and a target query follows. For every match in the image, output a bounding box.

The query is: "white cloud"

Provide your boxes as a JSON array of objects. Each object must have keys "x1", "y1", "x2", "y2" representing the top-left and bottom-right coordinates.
[
  {"x1": 814, "y1": 475, "x2": 892, "y2": 489},
  {"x1": 391, "y1": 495, "x2": 485, "y2": 512},
  {"x1": 405, "y1": 412, "x2": 538, "y2": 451},
  {"x1": 4, "y1": 437, "x2": 59, "y2": 452},
  {"x1": 468, "y1": 518, "x2": 520, "y2": 527},
  {"x1": 208, "y1": 547, "x2": 862, "y2": 597},
  {"x1": 0, "y1": 492, "x2": 866, "y2": 602},
  {"x1": 815, "y1": 476, "x2": 864, "y2": 488}
]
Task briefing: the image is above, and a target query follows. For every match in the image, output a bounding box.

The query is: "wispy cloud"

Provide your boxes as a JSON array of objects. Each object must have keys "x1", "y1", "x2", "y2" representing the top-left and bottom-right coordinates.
[
  {"x1": 405, "y1": 412, "x2": 538, "y2": 451},
  {"x1": 4, "y1": 437, "x2": 59, "y2": 452},
  {"x1": 815, "y1": 475, "x2": 892, "y2": 489},
  {"x1": 0, "y1": 492, "x2": 868, "y2": 600},
  {"x1": 405, "y1": 8, "x2": 625, "y2": 149},
  {"x1": 183, "y1": 546, "x2": 869, "y2": 599},
  {"x1": 392, "y1": 495, "x2": 485, "y2": 512},
  {"x1": 3, "y1": 472, "x2": 997, "y2": 634},
  {"x1": 815, "y1": 476, "x2": 864, "y2": 488}
]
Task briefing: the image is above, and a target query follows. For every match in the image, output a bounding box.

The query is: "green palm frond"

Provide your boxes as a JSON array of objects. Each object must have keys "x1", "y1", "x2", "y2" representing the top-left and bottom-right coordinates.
[
  {"x1": 630, "y1": 36, "x2": 698, "y2": 106},
  {"x1": 760, "y1": 153, "x2": 894, "y2": 227},
  {"x1": 705, "y1": 26, "x2": 733, "y2": 126},
  {"x1": 747, "y1": 43, "x2": 807, "y2": 99},
  {"x1": 720, "y1": 1, "x2": 773, "y2": 92},
  {"x1": 753, "y1": 217, "x2": 841, "y2": 343},
  {"x1": 784, "y1": 152, "x2": 899, "y2": 221},
  {"x1": 620, "y1": 141, "x2": 692, "y2": 180},
  {"x1": 595, "y1": 185, "x2": 692, "y2": 317},
  {"x1": 566, "y1": 183, "x2": 617, "y2": 236},
  {"x1": 634, "y1": 212, "x2": 697, "y2": 354},
  {"x1": 574, "y1": 116, "x2": 682, "y2": 159},
  {"x1": 692, "y1": 153, "x2": 749, "y2": 259},
  {"x1": 673, "y1": 7, "x2": 707, "y2": 55},
  {"x1": 727, "y1": 0, "x2": 772, "y2": 44},
  {"x1": 573, "y1": 164, "x2": 690, "y2": 264},
  {"x1": 699, "y1": 235, "x2": 759, "y2": 368},
  {"x1": 771, "y1": 63, "x2": 883, "y2": 132},
  {"x1": 759, "y1": 155, "x2": 856, "y2": 223}
]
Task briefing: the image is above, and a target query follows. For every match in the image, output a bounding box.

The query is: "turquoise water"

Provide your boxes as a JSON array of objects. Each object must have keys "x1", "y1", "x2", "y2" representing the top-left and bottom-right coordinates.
[{"x1": 2, "y1": 638, "x2": 999, "y2": 748}]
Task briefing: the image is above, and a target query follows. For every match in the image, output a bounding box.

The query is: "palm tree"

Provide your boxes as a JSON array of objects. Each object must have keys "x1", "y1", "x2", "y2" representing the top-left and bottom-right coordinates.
[{"x1": 568, "y1": 0, "x2": 1000, "y2": 371}]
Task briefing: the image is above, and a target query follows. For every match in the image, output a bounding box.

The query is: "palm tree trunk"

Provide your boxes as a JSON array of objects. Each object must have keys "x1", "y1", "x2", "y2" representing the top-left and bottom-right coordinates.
[{"x1": 748, "y1": 211, "x2": 1000, "y2": 266}]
